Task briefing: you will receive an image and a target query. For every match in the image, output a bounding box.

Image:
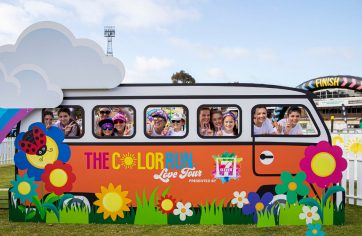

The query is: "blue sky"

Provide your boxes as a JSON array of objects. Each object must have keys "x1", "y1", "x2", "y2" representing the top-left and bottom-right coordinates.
[{"x1": 0, "y1": 0, "x2": 361, "y2": 86}]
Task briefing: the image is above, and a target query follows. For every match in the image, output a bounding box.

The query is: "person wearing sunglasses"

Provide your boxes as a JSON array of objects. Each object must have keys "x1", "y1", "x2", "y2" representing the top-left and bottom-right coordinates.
[
  {"x1": 95, "y1": 107, "x2": 111, "y2": 136},
  {"x1": 112, "y1": 112, "x2": 133, "y2": 136},
  {"x1": 98, "y1": 118, "x2": 114, "y2": 137},
  {"x1": 147, "y1": 110, "x2": 169, "y2": 137},
  {"x1": 168, "y1": 113, "x2": 186, "y2": 136}
]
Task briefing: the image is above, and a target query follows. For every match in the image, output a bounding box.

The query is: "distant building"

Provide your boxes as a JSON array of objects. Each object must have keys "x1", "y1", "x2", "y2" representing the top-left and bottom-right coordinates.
[{"x1": 297, "y1": 76, "x2": 362, "y2": 130}]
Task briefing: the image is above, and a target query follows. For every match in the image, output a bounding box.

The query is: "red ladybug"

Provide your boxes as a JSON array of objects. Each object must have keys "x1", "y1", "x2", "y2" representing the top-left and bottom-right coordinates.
[{"x1": 19, "y1": 126, "x2": 47, "y2": 156}]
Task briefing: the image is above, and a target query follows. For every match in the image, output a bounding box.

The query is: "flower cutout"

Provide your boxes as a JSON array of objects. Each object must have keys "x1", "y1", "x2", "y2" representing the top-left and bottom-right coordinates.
[
  {"x1": 242, "y1": 192, "x2": 273, "y2": 222},
  {"x1": 275, "y1": 171, "x2": 310, "y2": 204},
  {"x1": 14, "y1": 122, "x2": 70, "y2": 181},
  {"x1": 299, "y1": 206, "x2": 320, "y2": 224},
  {"x1": 157, "y1": 195, "x2": 176, "y2": 215},
  {"x1": 306, "y1": 223, "x2": 325, "y2": 236},
  {"x1": 231, "y1": 191, "x2": 249, "y2": 208},
  {"x1": 94, "y1": 183, "x2": 131, "y2": 221},
  {"x1": 300, "y1": 141, "x2": 347, "y2": 188},
  {"x1": 10, "y1": 173, "x2": 38, "y2": 203},
  {"x1": 173, "y1": 202, "x2": 193, "y2": 221},
  {"x1": 41, "y1": 160, "x2": 76, "y2": 195}
]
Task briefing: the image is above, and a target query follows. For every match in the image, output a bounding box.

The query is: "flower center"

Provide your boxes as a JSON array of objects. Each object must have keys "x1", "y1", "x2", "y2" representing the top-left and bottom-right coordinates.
[
  {"x1": 311, "y1": 152, "x2": 336, "y2": 177},
  {"x1": 49, "y1": 169, "x2": 68, "y2": 187},
  {"x1": 238, "y1": 197, "x2": 243, "y2": 201},
  {"x1": 18, "y1": 182, "x2": 31, "y2": 195},
  {"x1": 255, "y1": 202, "x2": 264, "y2": 211},
  {"x1": 103, "y1": 192, "x2": 123, "y2": 212},
  {"x1": 288, "y1": 182, "x2": 297, "y2": 191},
  {"x1": 312, "y1": 229, "x2": 318, "y2": 234},
  {"x1": 161, "y1": 199, "x2": 174, "y2": 211},
  {"x1": 307, "y1": 212, "x2": 313, "y2": 217},
  {"x1": 181, "y1": 207, "x2": 187, "y2": 213},
  {"x1": 26, "y1": 136, "x2": 58, "y2": 169}
]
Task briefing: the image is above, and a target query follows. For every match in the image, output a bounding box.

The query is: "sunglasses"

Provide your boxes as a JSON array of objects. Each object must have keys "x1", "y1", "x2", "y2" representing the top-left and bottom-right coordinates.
[
  {"x1": 100, "y1": 110, "x2": 111, "y2": 115},
  {"x1": 114, "y1": 120, "x2": 125, "y2": 124},
  {"x1": 172, "y1": 120, "x2": 181, "y2": 123},
  {"x1": 102, "y1": 127, "x2": 113, "y2": 131}
]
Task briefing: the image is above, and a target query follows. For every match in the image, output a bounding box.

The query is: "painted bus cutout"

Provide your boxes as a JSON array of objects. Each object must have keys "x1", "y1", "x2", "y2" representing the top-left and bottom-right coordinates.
[{"x1": 9, "y1": 84, "x2": 347, "y2": 227}]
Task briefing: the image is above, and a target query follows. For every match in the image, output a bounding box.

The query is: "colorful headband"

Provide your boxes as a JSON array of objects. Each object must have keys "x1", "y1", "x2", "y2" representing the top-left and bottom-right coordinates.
[{"x1": 223, "y1": 112, "x2": 237, "y2": 121}]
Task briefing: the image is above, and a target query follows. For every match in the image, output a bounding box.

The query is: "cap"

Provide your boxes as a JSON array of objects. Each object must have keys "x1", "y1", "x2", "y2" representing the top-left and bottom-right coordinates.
[
  {"x1": 171, "y1": 113, "x2": 182, "y2": 121},
  {"x1": 99, "y1": 118, "x2": 114, "y2": 129},
  {"x1": 151, "y1": 110, "x2": 168, "y2": 121},
  {"x1": 112, "y1": 112, "x2": 127, "y2": 122}
]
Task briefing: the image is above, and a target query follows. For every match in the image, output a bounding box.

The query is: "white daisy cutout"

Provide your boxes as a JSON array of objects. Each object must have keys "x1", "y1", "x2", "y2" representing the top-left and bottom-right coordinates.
[
  {"x1": 299, "y1": 205, "x2": 320, "y2": 224},
  {"x1": 231, "y1": 191, "x2": 249, "y2": 208},
  {"x1": 173, "y1": 202, "x2": 193, "y2": 221}
]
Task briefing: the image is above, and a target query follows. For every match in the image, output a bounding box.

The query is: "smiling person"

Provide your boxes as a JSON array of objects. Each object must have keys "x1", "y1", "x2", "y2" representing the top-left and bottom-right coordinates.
[
  {"x1": 95, "y1": 107, "x2": 111, "y2": 136},
  {"x1": 253, "y1": 106, "x2": 276, "y2": 135},
  {"x1": 99, "y1": 118, "x2": 114, "y2": 137},
  {"x1": 222, "y1": 112, "x2": 238, "y2": 136},
  {"x1": 278, "y1": 106, "x2": 303, "y2": 135},
  {"x1": 42, "y1": 110, "x2": 54, "y2": 130},
  {"x1": 199, "y1": 107, "x2": 213, "y2": 136},
  {"x1": 211, "y1": 109, "x2": 223, "y2": 136},
  {"x1": 147, "y1": 110, "x2": 169, "y2": 137},
  {"x1": 54, "y1": 107, "x2": 80, "y2": 137},
  {"x1": 112, "y1": 112, "x2": 133, "y2": 136},
  {"x1": 168, "y1": 113, "x2": 186, "y2": 136}
]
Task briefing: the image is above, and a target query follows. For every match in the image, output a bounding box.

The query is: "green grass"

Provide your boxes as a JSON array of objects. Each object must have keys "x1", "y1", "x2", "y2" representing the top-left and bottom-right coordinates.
[
  {"x1": 222, "y1": 201, "x2": 254, "y2": 225},
  {"x1": 0, "y1": 164, "x2": 15, "y2": 188},
  {"x1": 1, "y1": 205, "x2": 362, "y2": 235}
]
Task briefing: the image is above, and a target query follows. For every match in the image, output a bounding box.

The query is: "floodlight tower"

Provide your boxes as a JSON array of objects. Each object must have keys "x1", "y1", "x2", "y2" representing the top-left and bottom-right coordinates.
[{"x1": 104, "y1": 26, "x2": 115, "y2": 56}]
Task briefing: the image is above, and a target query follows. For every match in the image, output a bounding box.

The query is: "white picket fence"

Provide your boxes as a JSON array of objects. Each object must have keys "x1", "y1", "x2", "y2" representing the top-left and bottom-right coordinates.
[
  {"x1": 0, "y1": 137, "x2": 15, "y2": 165},
  {"x1": 332, "y1": 131, "x2": 362, "y2": 206}
]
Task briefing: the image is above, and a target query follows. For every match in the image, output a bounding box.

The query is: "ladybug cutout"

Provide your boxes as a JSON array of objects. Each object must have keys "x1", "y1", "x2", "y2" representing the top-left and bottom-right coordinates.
[{"x1": 19, "y1": 126, "x2": 52, "y2": 158}]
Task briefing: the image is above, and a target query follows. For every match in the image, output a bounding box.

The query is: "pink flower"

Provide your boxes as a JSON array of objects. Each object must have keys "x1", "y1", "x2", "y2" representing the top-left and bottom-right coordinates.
[{"x1": 300, "y1": 141, "x2": 347, "y2": 188}]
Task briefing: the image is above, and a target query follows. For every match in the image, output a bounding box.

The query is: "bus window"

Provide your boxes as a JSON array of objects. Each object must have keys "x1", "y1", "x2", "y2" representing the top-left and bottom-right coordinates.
[
  {"x1": 93, "y1": 106, "x2": 135, "y2": 138},
  {"x1": 42, "y1": 106, "x2": 84, "y2": 138},
  {"x1": 252, "y1": 105, "x2": 318, "y2": 136},
  {"x1": 145, "y1": 106, "x2": 188, "y2": 138},
  {"x1": 198, "y1": 105, "x2": 241, "y2": 138}
]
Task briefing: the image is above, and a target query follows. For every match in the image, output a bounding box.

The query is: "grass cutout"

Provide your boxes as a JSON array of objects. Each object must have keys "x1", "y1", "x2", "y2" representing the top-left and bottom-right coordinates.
[{"x1": 199, "y1": 200, "x2": 224, "y2": 225}]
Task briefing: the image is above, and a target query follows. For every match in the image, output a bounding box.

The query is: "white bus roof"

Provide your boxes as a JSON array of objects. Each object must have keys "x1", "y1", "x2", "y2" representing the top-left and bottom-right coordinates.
[{"x1": 63, "y1": 83, "x2": 311, "y2": 98}]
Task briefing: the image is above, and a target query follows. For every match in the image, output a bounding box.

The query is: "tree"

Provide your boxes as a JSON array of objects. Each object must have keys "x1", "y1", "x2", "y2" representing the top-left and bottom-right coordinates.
[{"x1": 171, "y1": 70, "x2": 196, "y2": 84}]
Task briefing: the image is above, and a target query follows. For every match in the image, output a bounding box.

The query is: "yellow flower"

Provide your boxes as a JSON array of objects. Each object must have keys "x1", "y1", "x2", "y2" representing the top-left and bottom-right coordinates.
[{"x1": 94, "y1": 183, "x2": 131, "y2": 221}]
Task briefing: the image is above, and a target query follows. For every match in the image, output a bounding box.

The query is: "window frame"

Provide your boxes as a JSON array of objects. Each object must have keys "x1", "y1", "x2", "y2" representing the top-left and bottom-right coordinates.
[
  {"x1": 42, "y1": 105, "x2": 85, "y2": 139},
  {"x1": 144, "y1": 104, "x2": 189, "y2": 139},
  {"x1": 251, "y1": 104, "x2": 321, "y2": 138},
  {"x1": 197, "y1": 104, "x2": 242, "y2": 139},
  {"x1": 92, "y1": 105, "x2": 136, "y2": 139}
]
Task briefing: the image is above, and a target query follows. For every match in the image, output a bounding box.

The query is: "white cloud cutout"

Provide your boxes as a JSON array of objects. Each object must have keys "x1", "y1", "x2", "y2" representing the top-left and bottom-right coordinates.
[
  {"x1": 0, "y1": 21, "x2": 125, "y2": 90},
  {"x1": 135, "y1": 56, "x2": 173, "y2": 71},
  {"x1": 0, "y1": 63, "x2": 63, "y2": 108},
  {"x1": 0, "y1": 21, "x2": 125, "y2": 108}
]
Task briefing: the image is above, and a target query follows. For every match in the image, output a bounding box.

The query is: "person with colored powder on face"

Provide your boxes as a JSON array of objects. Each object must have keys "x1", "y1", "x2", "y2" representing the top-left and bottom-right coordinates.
[{"x1": 211, "y1": 109, "x2": 223, "y2": 136}]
